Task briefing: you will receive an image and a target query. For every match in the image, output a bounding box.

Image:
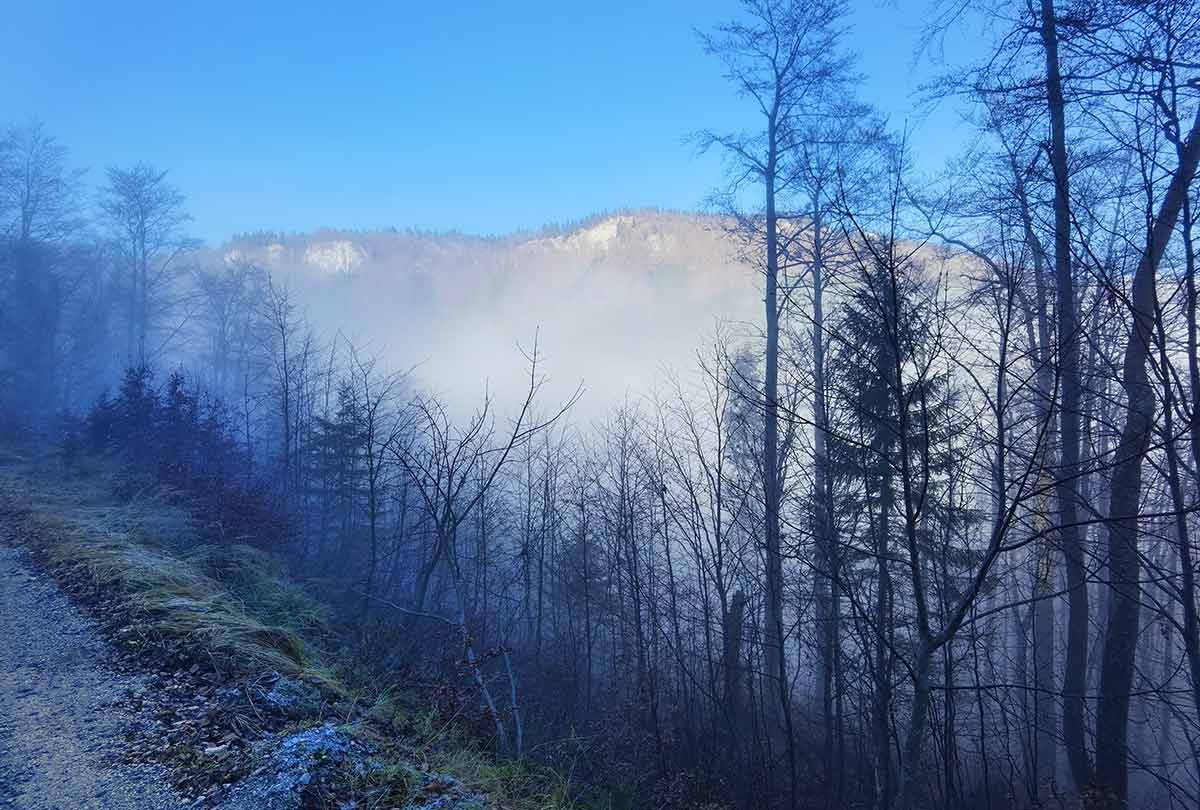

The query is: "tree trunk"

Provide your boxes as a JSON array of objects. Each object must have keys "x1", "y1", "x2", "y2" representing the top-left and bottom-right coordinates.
[
  {"x1": 1181, "y1": 184, "x2": 1200, "y2": 732},
  {"x1": 1095, "y1": 106, "x2": 1200, "y2": 810},
  {"x1": 1037, "y1": 0, "x2": 1092, "y2": 791},
  {"x1": 761, "y1": 117, "x2": 797, "y2": 810},
  {"x1": 810, "y1": 197, "x2": 841, "y2": 804}
]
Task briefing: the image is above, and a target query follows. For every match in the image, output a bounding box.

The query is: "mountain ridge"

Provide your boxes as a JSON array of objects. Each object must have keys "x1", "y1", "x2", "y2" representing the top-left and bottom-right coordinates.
[{"x1": 216, "y1": 209, "x2": 743, "y2": 278}]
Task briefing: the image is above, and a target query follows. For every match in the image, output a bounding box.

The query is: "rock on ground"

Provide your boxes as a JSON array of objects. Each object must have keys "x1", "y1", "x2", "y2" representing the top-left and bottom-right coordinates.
[
  {"x1": 218, "y1": 723, "x2": 368, "y2": 810},
  {"x1": 257, "y1": 674, "x2": 324, "y2": 719},
  {"x1": 403, "y1": 773, "x2": 487, "y2": 810}
]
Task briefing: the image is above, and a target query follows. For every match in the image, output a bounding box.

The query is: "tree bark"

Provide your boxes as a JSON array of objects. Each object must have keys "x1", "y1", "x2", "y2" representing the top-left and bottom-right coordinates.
[
  {"x1": 810, "y1": 196, "x2": 841, "y2": 803},
  {"x1": 1036, "y1": 0, "x2": 1092, "y2": 790},
  {"x1": 1095, "y1": 106, "x2": 1200, "y2": 810},
  {"x1": 761, "y1": 111, "x2": 798, "y2": 810}
]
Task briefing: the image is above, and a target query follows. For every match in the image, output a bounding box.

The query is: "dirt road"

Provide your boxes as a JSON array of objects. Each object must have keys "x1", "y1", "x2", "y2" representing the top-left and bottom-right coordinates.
[{"x1": 0, "y1": 541, "x2": 185, "y2": 810}]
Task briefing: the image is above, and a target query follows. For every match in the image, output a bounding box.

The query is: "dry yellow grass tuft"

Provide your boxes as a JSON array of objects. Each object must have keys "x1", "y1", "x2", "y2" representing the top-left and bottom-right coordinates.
[{"x1": 0, "y1": 445, "x2": 334, "y2": 686}]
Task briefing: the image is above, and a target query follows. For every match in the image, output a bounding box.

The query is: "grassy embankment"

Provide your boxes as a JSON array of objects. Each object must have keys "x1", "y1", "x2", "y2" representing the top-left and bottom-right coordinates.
[{"x1": 0, "y1": 440, "x2": 582, "y2": 809}]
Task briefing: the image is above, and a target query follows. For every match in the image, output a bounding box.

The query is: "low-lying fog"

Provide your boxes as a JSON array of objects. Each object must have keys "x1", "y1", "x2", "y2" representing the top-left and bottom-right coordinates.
[{"x1": 219, "y1": 210, "x2": 762, "y2": 418}]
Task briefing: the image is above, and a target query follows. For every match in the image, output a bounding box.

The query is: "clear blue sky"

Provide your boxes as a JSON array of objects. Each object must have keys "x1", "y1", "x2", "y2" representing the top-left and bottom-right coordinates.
[{"x1": 4, "y1": 1, "x2": 977, "y2": 244}]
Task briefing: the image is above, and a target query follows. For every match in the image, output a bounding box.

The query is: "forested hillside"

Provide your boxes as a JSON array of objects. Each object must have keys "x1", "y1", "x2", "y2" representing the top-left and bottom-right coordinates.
[
  {"x1": 214, "y1": 211, "x2": 760, "y2": 413},
  {"x1": 2, "y1": 1, "x2": 1200, "y2": 810}
]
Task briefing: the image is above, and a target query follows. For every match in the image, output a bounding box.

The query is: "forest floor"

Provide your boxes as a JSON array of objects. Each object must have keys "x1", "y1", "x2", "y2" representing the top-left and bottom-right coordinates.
[
  {"x1": 0, "y1": 538, "x2": 187, "y2": 810},
  {"x1": 0, "y1": 443, "x2": 577, "y2": 810}
]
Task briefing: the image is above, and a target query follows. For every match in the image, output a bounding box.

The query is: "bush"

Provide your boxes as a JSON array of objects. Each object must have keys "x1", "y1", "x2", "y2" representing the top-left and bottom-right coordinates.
[{"x1": 75, "y1": 365, "x2": 291, "y2": 552}]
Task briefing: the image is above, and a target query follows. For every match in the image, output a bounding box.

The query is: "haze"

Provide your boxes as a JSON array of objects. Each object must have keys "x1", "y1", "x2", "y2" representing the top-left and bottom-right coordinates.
[{"x1": 1, "y1": 3, "x2": 1197, "y2": 810}]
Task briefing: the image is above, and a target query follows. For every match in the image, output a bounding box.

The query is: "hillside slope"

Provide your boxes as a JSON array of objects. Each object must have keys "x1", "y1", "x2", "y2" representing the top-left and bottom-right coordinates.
[{"x1": 0, "y1": 446, "x2": 579, "y2": 810}]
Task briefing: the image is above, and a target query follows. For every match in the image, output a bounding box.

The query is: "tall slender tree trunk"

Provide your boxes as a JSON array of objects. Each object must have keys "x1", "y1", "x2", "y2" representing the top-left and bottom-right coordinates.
[
  {"x1": 761, "y1": 117, "x2": 797, "y2": 810},
  {"x1": 1181, "y1": 189, "x2": 1200, "y2": 730},
  {"x1": 872, "y1": 450, "x2": 895, "y2": 810},
  {"x1": 1037, "y1": 0, "x2": 1092, "y2": 790},
  {"x1": 1095, "y1": 106, "x2": 1200, "y2": 810},
  {"x1": 1010, "y1": 151, "x2": 1061, "y2": 799},
  {"x1": 138, "y1": 255, "x2": 148, "y2": 363},
  {"x1": 763, "y1": 128, "x2": 785, "y2": 699},
  {"x1": 810, "y1": 201, "x2": 840, "y2": 805}
]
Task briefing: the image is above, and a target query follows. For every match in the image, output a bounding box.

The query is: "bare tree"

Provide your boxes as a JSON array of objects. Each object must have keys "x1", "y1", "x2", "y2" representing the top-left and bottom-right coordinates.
[
  {"x1": 343, "y1": 341, "x2": 409, "y2": 635},
  {"x1": 98, "y1": 162, "x2": 195, "y2": 364},
  {"x1": 697, "y1": 3, "x2": 856, "y2": 803},
  {"x1": 0, "y1": 122, "x2": 86, "y2": 421},
  {"x1": 192, "y1": 258, "x2": 263, "y2": 399},
  {"x1": 390, "y1": 336, "x2": 580, "y2": 756}
]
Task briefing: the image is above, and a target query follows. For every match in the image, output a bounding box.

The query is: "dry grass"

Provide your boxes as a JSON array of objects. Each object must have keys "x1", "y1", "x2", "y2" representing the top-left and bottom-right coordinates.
[
  {"x1": 0, "y1": 444, "x2": 335, "y2": 686},
  {"x1": 45, "y1": 534, "x2": 320, "y2": 677}
]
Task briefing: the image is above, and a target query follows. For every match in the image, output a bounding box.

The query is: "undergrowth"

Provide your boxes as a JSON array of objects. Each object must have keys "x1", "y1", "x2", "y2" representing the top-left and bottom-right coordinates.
[
  {"x1": 0, "y1": 441, "x2": 586, "y2": 810},
  {"x1": 1, "y1": 447, "x2": 334, "y2": 685}
]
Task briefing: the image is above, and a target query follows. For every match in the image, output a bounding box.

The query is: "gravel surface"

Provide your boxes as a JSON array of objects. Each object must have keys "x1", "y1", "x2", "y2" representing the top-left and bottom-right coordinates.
[{"x1": 0, "y1": 541, "x2": 186, "y2": 810}]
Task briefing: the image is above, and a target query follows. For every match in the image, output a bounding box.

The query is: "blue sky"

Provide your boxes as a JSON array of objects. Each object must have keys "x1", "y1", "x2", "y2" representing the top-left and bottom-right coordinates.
[{"x1": 4, "y1": 1, "x2": 979, "y2": 244}]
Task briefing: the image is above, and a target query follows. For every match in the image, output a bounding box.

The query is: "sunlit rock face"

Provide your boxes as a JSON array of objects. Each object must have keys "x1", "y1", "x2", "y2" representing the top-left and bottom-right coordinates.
[
  {"x1": 217, "y1": 210, "x2": 765, "y2": 417},
  {"x1": 302, "y1": 240, "x2": 364, "y2": 275}
]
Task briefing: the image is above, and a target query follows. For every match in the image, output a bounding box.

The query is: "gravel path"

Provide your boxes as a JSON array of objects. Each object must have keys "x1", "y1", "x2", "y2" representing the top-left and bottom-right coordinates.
[{"x1": 0, "y1": 541, "x2": 186, "y2": 810}]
